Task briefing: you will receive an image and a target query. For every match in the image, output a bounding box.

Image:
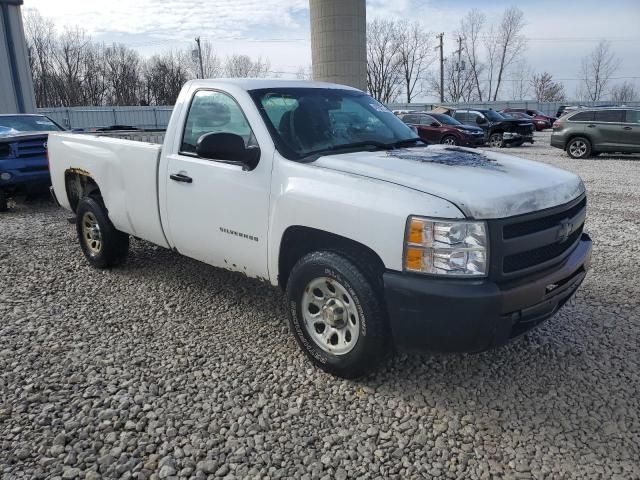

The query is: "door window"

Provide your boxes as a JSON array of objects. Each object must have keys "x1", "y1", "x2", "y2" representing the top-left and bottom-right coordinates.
[
  {"x1": 420, "y1": 115, "x2": 437, "y2": 125},
  {"x1": 569, "y1": 111, "x2": 595, "y2": 122},
  {"x1": 454, "y1": 112, "x2": 468, "y2": 122},
  {"x1": 594, "y1": 110, "x2": 624, "y2": 123},
  {"x1": 181, "y1": 90, "x2": 254, "y2": 154},
  {"x1": 625, "y1": 110, "x2": 640, "y2": 124},
  {"x1": 401, "y1": 114, "x2": 421, "y2": 125}
]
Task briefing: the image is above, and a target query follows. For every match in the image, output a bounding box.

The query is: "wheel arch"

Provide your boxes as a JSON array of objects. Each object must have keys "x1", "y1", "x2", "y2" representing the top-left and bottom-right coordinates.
[
  {"x1": 277, "y1": 225, "x2": 386, "y2": 290},
  {"x1": 65, "y1": 169, "x2": 101, "y2": 212},
  {"x1": 565, "y1": 133, "x2": 592, "y2": 150}
]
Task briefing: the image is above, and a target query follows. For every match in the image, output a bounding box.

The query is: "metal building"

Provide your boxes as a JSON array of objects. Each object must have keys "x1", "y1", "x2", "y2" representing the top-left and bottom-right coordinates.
[
  {"x1": 309, "y1": 0, "x2": 366, "y2": 91},
  {"x1": 0, "y1": 0, "x2": 36, "y2": 113}
]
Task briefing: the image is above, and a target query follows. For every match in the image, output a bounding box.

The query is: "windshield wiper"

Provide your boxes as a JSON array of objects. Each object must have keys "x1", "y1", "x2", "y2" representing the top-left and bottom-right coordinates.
[
  {"x1": 388, "y1": 137, "x2": 426, "y2": 148},
  {"x1": 302, "y1": 138, "x2": 425, "y2": 160}
]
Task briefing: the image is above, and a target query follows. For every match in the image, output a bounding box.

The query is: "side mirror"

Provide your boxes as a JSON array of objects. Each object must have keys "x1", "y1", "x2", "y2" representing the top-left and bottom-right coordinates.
[
  {"x1": 476, "y1": 116, "x2": 487, "y2": 125},
  {"x1": 196, "y1": 132, "x2": 260, "y2": 170},
  {"x1": 430, "y1": 122, "x2": 440, "y2": 127}
]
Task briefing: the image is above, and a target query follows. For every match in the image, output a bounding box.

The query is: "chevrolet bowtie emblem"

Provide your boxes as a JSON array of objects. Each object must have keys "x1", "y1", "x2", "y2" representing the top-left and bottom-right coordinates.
[{"x1": 557, "y1": 220, "x2": 572, "y2": 243}]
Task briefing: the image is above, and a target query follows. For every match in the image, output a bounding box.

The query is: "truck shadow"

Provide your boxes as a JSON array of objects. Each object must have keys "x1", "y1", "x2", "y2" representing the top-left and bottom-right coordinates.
[{"x1": 117, "y1": 238, "x2": 631, "y2": 452}]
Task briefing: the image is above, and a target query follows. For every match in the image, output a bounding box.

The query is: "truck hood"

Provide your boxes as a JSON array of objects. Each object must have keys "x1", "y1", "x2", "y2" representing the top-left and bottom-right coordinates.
[{"x1": 312, "y1": 145, "x2": 585, "y2": 219}]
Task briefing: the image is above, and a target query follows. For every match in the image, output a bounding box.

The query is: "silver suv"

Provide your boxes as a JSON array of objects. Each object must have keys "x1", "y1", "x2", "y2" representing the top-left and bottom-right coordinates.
[{"x1": 551, "y1": 108, "x2": 640, "y2": 158}]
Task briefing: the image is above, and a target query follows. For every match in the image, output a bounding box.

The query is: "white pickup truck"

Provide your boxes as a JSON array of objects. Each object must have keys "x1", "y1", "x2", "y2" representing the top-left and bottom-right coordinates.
[{"x1": 48, "y1": 79, "x2": 592, "y2": 378}]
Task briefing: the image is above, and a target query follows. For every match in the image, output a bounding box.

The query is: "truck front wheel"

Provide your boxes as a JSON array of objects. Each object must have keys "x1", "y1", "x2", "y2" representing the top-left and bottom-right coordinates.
[
  {"x1": 286, "y1": 251, "x2": 389, "y2": 378},
  {"x1": 76, "y1": 196, "x2": 129, "y2": 268}
]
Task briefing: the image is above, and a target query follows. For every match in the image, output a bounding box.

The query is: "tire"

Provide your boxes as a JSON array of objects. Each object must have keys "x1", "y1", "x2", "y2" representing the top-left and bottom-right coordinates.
[
  {"x1": 441, "y1": 135, "x2": 458, "y2": 146},
  {"x1": 488, "y1": 132, "x2": 504, "y2": 148},
  {"x1": 76, "y1": 196, "x2": 129, "y2": 268},
  {"x1": 567, "y1": 137, "x2": 591, "y2": 159},
  {"x1": 0, "y1": 191, "x2": 7, "y2": 212},
  {"x1": 286, "y1": 251, "x2": 390, "y2": 378}
]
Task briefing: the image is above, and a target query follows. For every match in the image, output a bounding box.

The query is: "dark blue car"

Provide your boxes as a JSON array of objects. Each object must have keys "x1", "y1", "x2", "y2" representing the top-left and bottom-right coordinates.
[{"x1": 0, "y1": 114, "x2": 65, "y2": 211}]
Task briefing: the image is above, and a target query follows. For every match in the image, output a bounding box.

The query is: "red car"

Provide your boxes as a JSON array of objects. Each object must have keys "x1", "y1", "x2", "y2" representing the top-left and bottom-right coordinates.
[
  {"x1": 501, "y1": 108, "x2": 555, "y2": 131},
  {"x1": 397, "y1": 112, "x2": 485, "y2": 146}
]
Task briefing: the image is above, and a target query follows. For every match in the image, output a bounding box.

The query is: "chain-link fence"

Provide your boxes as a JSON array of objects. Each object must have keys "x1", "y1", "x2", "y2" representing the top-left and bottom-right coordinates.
[
  {"x1": 37, "y1": 100, "x2": 640, "y2": 131},
  {"x1": 37, "y1": 106, "x2": 174, "y2": 130},
  {"x1": 387, "y1": 100, "x2": 640, "y2": 117}
]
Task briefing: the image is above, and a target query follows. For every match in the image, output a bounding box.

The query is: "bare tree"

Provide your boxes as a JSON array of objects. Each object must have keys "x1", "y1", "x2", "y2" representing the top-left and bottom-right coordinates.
[
  {"x1": 580, "y1": 40, "x2": 621, "y2": 101},
  {"x1": 24, "y1": 9, "x2": 56, "y2": 107},
  {"x1": 610, "y1": 81, "x2": 638, "y2": 103},
  {"x1": 50, "y1": 27, "x2": 92, "y2": 106},
  {"x1": 483, "y1": 23, "x2": 499, "y2": 102},
  {"x1": 366, "y1": 19, "x2": 402, "y2": 103},
  {"x1": 295, "y1": 65, "x2": 312, "y2": 80},
  {"x1": 395, "y1": 21, "x2": 435, "y2": 103},
  {"x1": 185, "y1": 39, "x2": 221, "y2": 79},
  {"x1": 459, "y1": 9, "x2": 486, "y2": 101},
  {"x1": 491, "y1": 7, "x2": 527, "y2": 100},
  {"x1": 224, "y1": 54, "x2": 270, "y2": 77},
  {"x1": 509, "y1": 60, "x2": 533, "y2": 100},
  {"x1": 531, "y1": 72, "x2": 565, "y2": 101},
  {"x1": 23, "y1": 7, "x2": 275, "y2": 107}
]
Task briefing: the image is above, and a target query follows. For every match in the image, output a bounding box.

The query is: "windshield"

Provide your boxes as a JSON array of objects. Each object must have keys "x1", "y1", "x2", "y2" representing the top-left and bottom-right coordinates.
[
  {"x1": 249, "y1": 88, "x2": 418, "y2": 160},
  {"x1": 483, "y1": 110, "x2": 505, "y2": 122},
  {"x1": 0, "y1": 115, "x2": 63, "y2": 135},
  {"x1": 429, "y1": 113, "x2": 462, "y2": 126}
]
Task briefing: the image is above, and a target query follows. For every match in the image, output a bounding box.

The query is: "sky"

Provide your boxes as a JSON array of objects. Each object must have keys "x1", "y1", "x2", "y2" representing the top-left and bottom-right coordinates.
[{"x1": 22, "y1": 0, "x2": 640, "y2": 101}]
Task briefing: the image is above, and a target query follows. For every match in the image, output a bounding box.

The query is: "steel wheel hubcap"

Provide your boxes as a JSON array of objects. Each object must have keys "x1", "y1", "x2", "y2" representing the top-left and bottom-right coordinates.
[
  {"x1": 301, "y1": 277, "x2": 360, "y2": 356},
  {"x1": 490, "y1": 135, "x2": 502, "y2": 147},
  {"x1": 443, "y1": 137, "x2": 455, "y2": 145},
  {"x1": 570, "y1": 141, "x2": 586, "y2": 157},
  {"x1": 81, "y1": 211, "x2": 102, "y2": 255}
]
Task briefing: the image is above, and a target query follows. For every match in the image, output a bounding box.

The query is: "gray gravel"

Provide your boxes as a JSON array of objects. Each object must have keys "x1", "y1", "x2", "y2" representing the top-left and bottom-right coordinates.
[{"x1": 1, "y1": 133, "x2": 639, "y2": 479}]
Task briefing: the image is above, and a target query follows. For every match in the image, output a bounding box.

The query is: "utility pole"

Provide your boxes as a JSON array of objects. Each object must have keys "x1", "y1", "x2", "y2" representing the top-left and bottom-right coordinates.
[
  {"x1": 436, "y1": 33, "x2": 444, "y2": 103},
  {"x1": 194, "y1": 37, "x2": 205, "y2": 79},
  {"x1": 454, "y1": 35, "x2": 463, "y2": 101}
]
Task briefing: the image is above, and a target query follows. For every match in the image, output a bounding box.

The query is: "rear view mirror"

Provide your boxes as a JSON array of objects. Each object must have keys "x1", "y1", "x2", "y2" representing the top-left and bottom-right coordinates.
[
  {"x1": 476, "y1": 116, "x2": 487, "y2": 125},
  {"x1": 196, "y1": 132, "x2": 260, "y2": 170}
]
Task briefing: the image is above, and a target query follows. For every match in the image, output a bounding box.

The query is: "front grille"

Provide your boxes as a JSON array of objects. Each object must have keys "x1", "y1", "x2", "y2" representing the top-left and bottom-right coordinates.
[
  {"x1": 515, "y1": 124, "x2": 534, "y2": 135},
  {"x1": 16, "y1": 139, "x2": 47, "y2": 158},
  {"x1": 504, "y1": 226, "x2": 583, "y2": 273},
  {"x1": 504, "y1": 197, "x2": 587, "y2": 239},
  {"x1": 489, "y1": 195, "x2": 586, "y2": 280}
]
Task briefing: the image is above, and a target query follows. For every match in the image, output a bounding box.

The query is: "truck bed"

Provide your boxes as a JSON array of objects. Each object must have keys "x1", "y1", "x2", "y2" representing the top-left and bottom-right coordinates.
[{"x1": 48, "y1": 133, "x2": 169, "y2": 248}]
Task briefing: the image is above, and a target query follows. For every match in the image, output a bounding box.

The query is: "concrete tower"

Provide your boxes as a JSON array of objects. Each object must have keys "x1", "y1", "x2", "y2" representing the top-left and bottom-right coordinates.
[
  {"x1": 309, "y1": 0, "x2": 366, "y2": 91},
  {"x1": 0, "y1": 0, "x2": 36, "y2": 113}
]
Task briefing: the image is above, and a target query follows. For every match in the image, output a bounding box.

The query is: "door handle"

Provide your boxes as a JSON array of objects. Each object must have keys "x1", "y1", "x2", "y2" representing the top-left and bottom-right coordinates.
[
  {"x1": 623, "y1": 126, "x2": 632, "y2": 130},
  {"x1": 587, "y1": 124, "x2": 596, "y2": 128},
  {"x1": 170, "y1": 173, "x2": 193, "y2": 183}
]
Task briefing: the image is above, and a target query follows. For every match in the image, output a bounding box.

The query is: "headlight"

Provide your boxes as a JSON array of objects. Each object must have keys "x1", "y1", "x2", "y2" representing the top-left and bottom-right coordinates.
[{"x1": 404, "y1": 216, "x2": 488, "y2": 276}]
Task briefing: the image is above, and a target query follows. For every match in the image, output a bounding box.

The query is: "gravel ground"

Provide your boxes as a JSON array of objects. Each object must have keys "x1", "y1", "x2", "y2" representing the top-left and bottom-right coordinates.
[{"x1": 1, "y1": 132, "x2": 639, "y2": 479}]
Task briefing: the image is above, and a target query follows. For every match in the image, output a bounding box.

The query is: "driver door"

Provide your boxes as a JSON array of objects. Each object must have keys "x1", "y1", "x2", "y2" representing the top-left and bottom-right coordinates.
[{"x1": 164, "y1": 89, "x2": 271, "y2": 278}]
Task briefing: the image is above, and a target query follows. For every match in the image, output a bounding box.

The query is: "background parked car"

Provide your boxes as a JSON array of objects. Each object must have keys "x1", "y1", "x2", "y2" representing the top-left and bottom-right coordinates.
[
  {"x1": 0, "y1": 114, "x2": 65, "y2": 211},
  {"x1": 501, "y1": 109, "x2": 551, "y2": 130},
  {"x1": 396, "y1": 111, "x2": 485, "y2": 146},
  {"x1": 452, "y1": 109, "x2": 534, "y2": 147},
  {"x1": 551, "y1": 108, "x2": 640, "y2": 158},
  {"x1": 501, "y1": 108, "x2": 555, "y2": 128}
]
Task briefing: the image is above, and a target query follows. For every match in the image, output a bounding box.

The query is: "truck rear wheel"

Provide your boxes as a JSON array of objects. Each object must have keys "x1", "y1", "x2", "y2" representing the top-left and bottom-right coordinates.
[
  {"x1": 76, "y1": 196, "x2": 129, "y2": 268},
  {"x1": 286, "y1": 251, "x2": 389, "y2": 378}
]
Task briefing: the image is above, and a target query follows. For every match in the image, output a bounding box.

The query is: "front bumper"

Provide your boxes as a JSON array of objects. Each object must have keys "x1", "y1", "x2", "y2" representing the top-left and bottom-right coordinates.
[
  {"x1": 503, "y1": 131, "x2": 534, "y2": 144},
  {"x1": 461, "y1": 135, "x2": 486, "y2": 147},
  {"x1": 384, "y1": 233, "x2": 592, "y2": 352},
  {"x1": 550, "y1": 135, "x2": 566, "y2": 150},
  {"x1": 0, "y1": 160, "x2": 50, "y2": 193}
]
